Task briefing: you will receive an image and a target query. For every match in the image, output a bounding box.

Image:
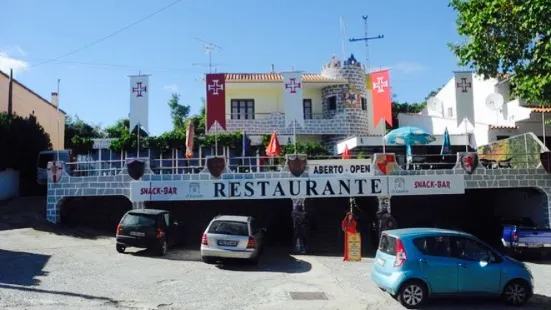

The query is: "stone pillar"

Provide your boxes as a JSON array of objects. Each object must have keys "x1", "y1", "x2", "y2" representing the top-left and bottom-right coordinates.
[{"x1": 291, "y1": 198, "x2": 308, "y2": 254}]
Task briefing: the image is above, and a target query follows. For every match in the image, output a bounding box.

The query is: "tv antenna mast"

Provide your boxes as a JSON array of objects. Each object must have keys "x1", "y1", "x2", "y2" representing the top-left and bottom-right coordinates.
[
  {"x1": 194, "y1": 37, "x2": 223, "y2": 74},
  {"x1": 348, "y1": 15, "x2": 384, "y2": 73}
]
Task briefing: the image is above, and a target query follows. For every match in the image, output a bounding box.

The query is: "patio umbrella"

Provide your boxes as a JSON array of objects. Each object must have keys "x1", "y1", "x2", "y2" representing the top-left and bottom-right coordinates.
[
  {"x1": 384, "y1": 126, "x2": 436, "y2": 163},
  {"x1": 185, "y1": 121, "x2": 195, "y2": 159},
  {"x1": 342, "y1": 145, "x2": 351, "y2": 159},
  {"x1": 265, "y1": 131, "x2": 281, "y2": 157},
  {"x1": 440, "y1": 127, "x2": 451, "y2": 156}
]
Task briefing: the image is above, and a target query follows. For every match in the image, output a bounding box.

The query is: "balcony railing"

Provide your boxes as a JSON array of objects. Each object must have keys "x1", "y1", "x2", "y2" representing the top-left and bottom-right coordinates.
[{"x1": 58, "y1": 151, "x2": 549, "y2": 178}]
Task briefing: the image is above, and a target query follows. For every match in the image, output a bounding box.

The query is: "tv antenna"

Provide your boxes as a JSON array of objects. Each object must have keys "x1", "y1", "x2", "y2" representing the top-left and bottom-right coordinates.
[
  {"x1": 194, "y1": 37, "x2": 223, "y2": 73},
  {"x1": 348, "y1": 15, "x2": 384, "y2": 73}
]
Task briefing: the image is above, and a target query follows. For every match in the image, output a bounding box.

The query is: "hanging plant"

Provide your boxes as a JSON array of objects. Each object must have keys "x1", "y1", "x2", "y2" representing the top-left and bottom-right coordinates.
[{"x1": 70, "y1": 136, "x2": 94, "y2": 155}]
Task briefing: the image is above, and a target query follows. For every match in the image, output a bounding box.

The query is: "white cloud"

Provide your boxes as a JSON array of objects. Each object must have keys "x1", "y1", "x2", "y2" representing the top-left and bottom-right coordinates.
[
  {"x1": 163, "y1": 84, "x2": 179, "y2": 93},
  {"x1": 391, "y1": 62, "x2": 427, "y2": 74},
  {"x1": 0, "y1": 51, "x2": 29, "y2": 76}
]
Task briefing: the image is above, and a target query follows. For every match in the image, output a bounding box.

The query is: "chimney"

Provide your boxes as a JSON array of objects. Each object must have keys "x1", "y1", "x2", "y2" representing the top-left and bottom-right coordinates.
[
  {"x1": 271, "y1": 64, "x2": 275, "y2": 73},
  {"x1": 51, "y1": 92, "x2": 59, "y2": 107}
]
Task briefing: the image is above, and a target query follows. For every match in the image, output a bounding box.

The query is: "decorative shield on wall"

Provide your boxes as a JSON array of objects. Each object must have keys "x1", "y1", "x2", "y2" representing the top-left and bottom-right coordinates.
[
  {"x1": 460, "y1": 153, "x2": 479, "y2": 174},
  {"x1": 287, "y1": 154, "x2": 307, "y2": 177},
  {"x1": 374, "y1": 153, "x2": 397, "y2": 175},
  {"x1": 126, "y1": 158, "x2": 145, "y2": 180},
  {"x1": 206, "y1": 156, "x2": 226, "y2": 178},
  {"x1": 540, "y1": 152, "x2": 551, "y2": 173},
  {"x1": 47, "y1": 161, "x2": 63, "y2": 184}
]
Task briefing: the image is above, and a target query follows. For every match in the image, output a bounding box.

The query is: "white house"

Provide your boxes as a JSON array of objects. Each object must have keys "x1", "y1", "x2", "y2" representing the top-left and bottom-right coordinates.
[{"x1": 398, "y1": 73, "x2": 550, "y2": 148}]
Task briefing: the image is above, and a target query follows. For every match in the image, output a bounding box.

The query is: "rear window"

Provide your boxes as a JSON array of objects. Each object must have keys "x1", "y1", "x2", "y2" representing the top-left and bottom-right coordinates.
[
  {"x1": 121, "y1": 213, "x2": 156, "y2": 227},
  {"x1": 379, "y1": 234, "x2": 397, "y2": 255},
  {"x1": 208, "y1": 221, "x2": 249, "y2": 236}
]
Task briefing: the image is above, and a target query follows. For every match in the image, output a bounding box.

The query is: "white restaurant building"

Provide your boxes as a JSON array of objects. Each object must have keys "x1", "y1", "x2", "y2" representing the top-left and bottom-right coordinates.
[{"x1": 397, "y1": 73, "x2": 551, "y2": 150}]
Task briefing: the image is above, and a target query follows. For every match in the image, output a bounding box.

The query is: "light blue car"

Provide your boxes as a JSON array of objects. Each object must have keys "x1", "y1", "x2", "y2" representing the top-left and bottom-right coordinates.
[{"x1": 371, "y1": 228, "x2": 534, "y2": 309}]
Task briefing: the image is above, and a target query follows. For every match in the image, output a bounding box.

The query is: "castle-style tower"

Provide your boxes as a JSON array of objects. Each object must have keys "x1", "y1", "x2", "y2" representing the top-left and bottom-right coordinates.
[{"x1": 319, "y1": 54, "x2": 373, "y2": 150}]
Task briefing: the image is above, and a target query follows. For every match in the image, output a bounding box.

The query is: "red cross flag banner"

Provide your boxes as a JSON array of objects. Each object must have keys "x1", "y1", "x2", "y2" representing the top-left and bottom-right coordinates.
[
  {"x1": 282, "y1": 72, "x2": 304, "y2": 128},
  {"x1": 370, "y1": 69, "x2": 393, "y2": 128},
  {"x1": 206, "y1": 73, "x2": 226, "y2": 131},
  {"x1": 454, "y1": 71, "x2": 475, "y2": 127},
  {"x1": 129, "y1": 75, "x2": 150, "y2": 132}
]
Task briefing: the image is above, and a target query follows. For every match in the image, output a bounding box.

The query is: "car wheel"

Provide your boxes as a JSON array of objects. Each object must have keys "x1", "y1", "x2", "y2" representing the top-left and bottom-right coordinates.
[
  {"x1": 247, "y1": 256, "x2": 259, "y2": 266},
  {"x1": 397, "y1": 280, "x2": 427, "y2": 309},
  {"x1": 116, "y1": 244, "x2": 126, "y2": 253},
  {"x1": 502, "y1": 280, "x2": 531, "y2": 306},
  {"x1": 157, "y1": 239, "x2": 167, "y2": 257},
  {"x1": 202, "y1": 256, "x2": 215, "y2": 264}
]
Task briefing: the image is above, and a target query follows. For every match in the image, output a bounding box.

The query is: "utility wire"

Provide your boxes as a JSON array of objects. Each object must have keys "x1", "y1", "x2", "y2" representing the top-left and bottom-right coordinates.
[
  {"x1": 33, "y1": 0, "x2": 184, "y2": 68},
  {"x1": 4, "y1": 56, "x2": 200, "y2": 73}
]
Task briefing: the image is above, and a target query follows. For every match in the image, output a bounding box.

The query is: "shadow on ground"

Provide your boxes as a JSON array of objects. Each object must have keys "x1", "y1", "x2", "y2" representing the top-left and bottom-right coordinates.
[
  {"x1": 418, "y1": 294, "x2": 551, "y2": 310},
  {"x1": 0, "y1": 249, "x2": 50, "y2": 286},
  {"x1": 128, "y1": 246, "x2": 312, "y2": 273},
  {"x1": 0, "y1": 283, "x2": 124, "y2": 306}
]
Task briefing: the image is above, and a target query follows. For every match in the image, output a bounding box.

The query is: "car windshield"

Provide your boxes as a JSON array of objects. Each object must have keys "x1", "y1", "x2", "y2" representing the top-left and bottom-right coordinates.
[
  {"x1": 208, "y1": 221, "x2": 249, "y2": 236},
  {"x1": 121, "y1": 213, "x2": 156, "y2": 227}
]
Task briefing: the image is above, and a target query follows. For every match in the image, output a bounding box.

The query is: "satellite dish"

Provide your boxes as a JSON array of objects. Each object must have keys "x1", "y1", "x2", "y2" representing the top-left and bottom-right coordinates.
[
  {"x1": 427, "y1": 97, "x2": 444, "y2": 116},
  {"x1": 485, "y1": 93, "x2": 504, "y2": 111}
]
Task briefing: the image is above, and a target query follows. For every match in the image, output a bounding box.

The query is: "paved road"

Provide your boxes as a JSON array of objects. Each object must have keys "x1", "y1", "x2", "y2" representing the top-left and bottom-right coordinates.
[{"x1": 0, "y1": 228, "x2": 550, "y2": 310}]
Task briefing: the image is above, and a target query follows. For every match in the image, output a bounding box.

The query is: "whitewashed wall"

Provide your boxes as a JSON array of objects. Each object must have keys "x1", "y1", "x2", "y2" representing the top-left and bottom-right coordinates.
[{"x1": 0, "y1": 169, "x2": 19, "y2": 200}]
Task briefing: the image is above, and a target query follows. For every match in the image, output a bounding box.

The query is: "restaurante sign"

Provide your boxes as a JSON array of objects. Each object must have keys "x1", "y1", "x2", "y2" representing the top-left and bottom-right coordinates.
[{"x1": 130, "y1": 177, "x2": 388, "y2": 201}]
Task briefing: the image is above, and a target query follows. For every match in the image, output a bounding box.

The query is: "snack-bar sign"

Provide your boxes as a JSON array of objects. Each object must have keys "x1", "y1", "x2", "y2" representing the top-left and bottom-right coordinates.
[{"x1": 307, "y1": 159, "x2": 372, "y2": 176}]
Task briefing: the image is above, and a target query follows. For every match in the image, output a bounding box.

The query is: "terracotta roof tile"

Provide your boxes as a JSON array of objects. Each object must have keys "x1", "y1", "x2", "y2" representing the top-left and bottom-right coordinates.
[
  {"x1": 530, "y1": 107, "x2": 551, "y2": 113},
  {"x1": 225, "y1": 73, "x2": 348, "y2": 83},
  {"x1": 489, "y1": 125, "x2": 519, "y2": 129}
]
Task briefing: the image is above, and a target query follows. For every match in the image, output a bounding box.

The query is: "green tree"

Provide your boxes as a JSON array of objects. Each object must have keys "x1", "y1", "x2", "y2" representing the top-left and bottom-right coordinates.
[
  {"x1": 0, "y1": 112, "x2": 51, "y2": 181},
  {"x1": 187, "y1": 97, "x2": 206, "y2": 136},
  {"x1": 167, "y1": 93, "x2": 191, "y2": 130},
  {"x1": 65, "y1": 115, "x2": 104, "y2": 155},
  {"x1": 450, "y1": 0, "x2": 551, "y2": 105}
]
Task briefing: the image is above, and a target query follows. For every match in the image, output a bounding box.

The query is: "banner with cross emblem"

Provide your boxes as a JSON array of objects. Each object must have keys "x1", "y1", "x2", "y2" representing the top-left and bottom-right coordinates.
[
  {"x1": 129, "y1": 75, "x2": 150, "y2": 133},
  {"x1": 282, "y1": 72, "x2": 304, "y2": 128},
  {"x1": 454, "y1": 71, "x2": 475, "y2": 127}
]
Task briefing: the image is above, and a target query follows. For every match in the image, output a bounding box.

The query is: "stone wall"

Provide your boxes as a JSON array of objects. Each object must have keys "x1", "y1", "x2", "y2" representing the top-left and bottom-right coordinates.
[
  {"x1": 47, "y1": 160, "x2": 551, "y2": 226},
  {"x1": 223, "y1": 109, "x2": 370, "y2": 137}
]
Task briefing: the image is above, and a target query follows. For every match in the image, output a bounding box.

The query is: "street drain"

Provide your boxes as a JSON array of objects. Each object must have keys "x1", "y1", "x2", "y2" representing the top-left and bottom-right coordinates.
[{"x1": 289, "y1": 292, "x2": 328, "y2": 300}]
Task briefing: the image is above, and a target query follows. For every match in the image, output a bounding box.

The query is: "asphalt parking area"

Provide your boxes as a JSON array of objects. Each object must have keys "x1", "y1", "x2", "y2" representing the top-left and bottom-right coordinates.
[{"x1": 1, "y1": 227, "x2": 551, "y2": 310}]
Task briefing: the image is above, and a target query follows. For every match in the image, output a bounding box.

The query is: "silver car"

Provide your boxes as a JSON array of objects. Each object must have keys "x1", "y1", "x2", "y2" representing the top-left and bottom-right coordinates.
[{"x1": 200, "y1": 215, "x2": 266, "y2": 265}]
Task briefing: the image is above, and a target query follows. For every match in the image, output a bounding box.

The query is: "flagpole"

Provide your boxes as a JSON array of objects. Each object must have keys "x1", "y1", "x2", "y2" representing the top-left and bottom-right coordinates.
[
  {"x1": 56, "y1": 79, "x2": 60, "y2": 161},
  {"x1": 464, "y1": 118, "x2": 468, "y2": 152},
  {"x1": 293, "y1": 121, "x2": 297, "y2": 154},
  {"x1": 136, "y1": 122, "x2": 140, "y2": 158},
  {"x1": 215, "y1": 124, "x2": 218, "y2": 156}
]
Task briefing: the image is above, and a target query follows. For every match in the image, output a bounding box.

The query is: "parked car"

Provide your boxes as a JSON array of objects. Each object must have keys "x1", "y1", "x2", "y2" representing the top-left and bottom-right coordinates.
[
  {"x1": 371, "y1": 228, "x2": 534, "y2": 309},
  {"x1": 116, "y1": 209, "x2": 183, "y2": 256},
  {"x1": 200, "y1": 215, "x2": 266, "y2": 265},
  {"x1": 501, "y1": 217, "x2": 551, "y2": 256}
]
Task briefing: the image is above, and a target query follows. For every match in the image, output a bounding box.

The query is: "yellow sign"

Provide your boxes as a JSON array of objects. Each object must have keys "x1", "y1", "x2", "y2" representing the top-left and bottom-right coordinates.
[{"x1": 347, "y1": 232, "x2": 362, "y2": 262}]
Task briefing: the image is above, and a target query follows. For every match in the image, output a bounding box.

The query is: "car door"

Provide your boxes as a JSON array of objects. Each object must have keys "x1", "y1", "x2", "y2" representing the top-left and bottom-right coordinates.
[
  {"x1": 452, "y1": 237, "x2": 503, "y2": 294},
  {"x1": 411, "y1": 235, "x2": 459, "y2": 294}
]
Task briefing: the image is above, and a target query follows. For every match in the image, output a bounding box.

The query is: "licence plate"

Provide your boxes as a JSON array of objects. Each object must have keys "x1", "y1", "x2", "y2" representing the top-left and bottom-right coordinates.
[
  {"x1": 376, "y1": 257, "x2": 386, "y2": 266},
  {"x1": 129, "y1": 231, "x2": 145, "y2": 237},
  {"x1": 218, "y1": 240, "x2": 238, "y2": 246}
]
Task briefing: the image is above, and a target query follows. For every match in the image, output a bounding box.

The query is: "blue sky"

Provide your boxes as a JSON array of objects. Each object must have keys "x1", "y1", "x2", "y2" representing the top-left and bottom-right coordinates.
[{"x1": 1, "y1": 0, "x2": 462, "y2": 135}]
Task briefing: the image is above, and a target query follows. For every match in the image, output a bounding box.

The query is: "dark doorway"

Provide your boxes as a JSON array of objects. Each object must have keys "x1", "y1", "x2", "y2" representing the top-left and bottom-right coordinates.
[
  {"x1": 146, "y1": 199, "x2": 293, "y2": 247},
  {"x1": 60, "y1": 196, "x2": 132, "y2": 232},
  {"x1": 390, "y1": 188, "x2": 548, "y2": 248},
  {"x1": 306, "y1": 197, "x2": 379, "y2": 256}
]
